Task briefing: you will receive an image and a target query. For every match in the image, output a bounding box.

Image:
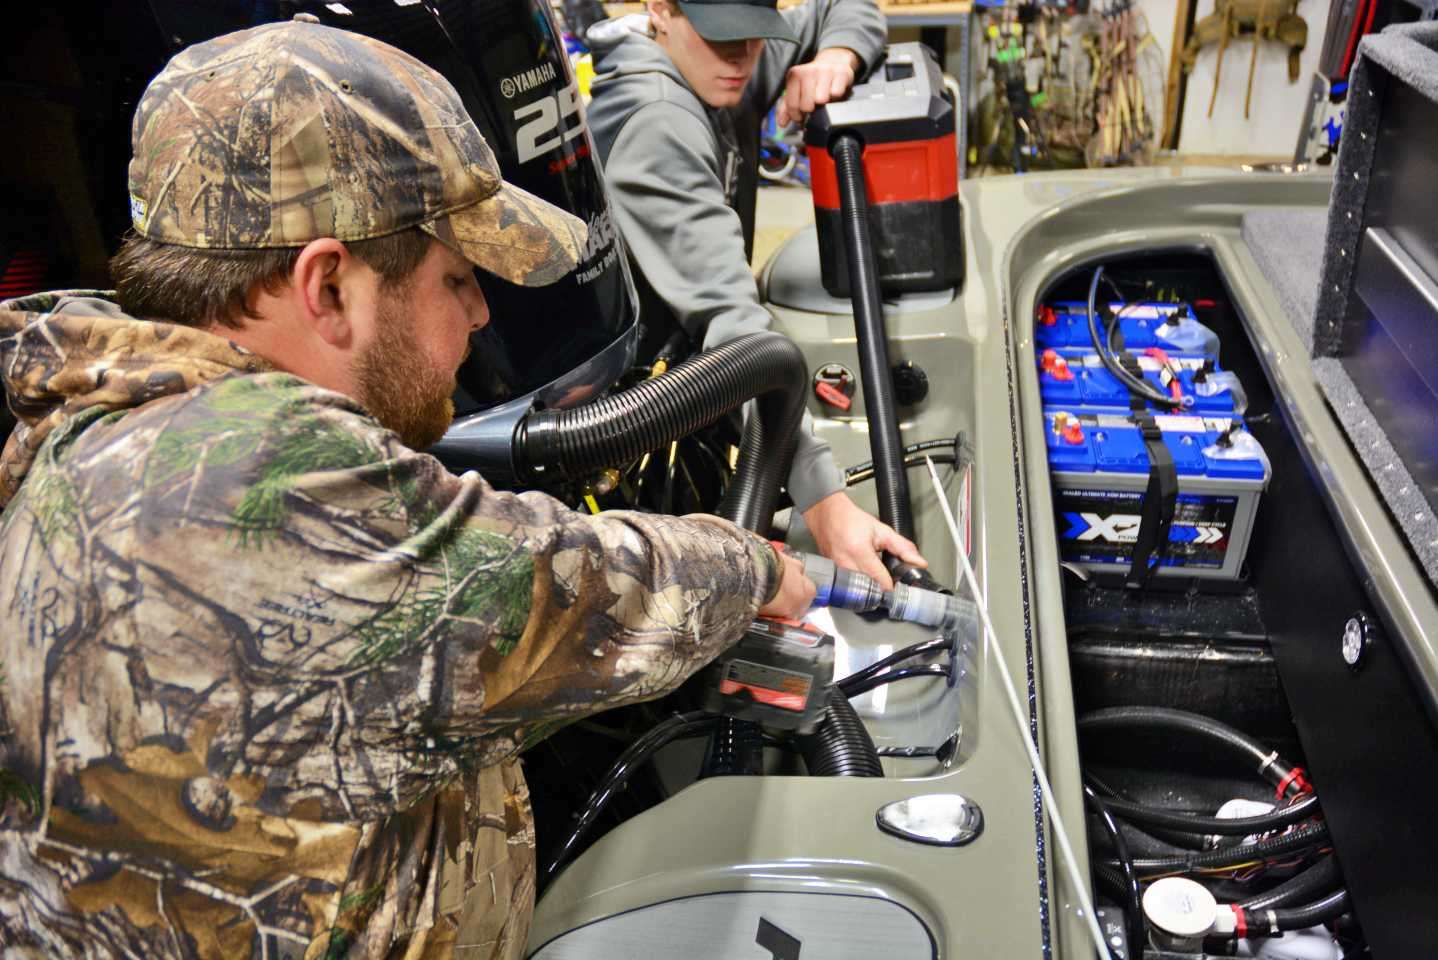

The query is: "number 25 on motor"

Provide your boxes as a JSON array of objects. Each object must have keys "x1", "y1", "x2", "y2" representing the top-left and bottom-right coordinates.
[{"x1": 515, "y1": 82, "x2": 584, "y2": 165}]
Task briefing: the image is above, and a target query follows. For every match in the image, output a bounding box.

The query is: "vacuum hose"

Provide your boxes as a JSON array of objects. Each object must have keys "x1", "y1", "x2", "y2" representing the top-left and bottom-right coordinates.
[
  {"x1": 796, "y1": 688, "x2": 884, "y2": 777},
  {"x1": 831, "y1": 134, "x2": 915, "y2": 542},
  {"x1": 520, "y1": 331, "x2": 806, "y2": 532}
]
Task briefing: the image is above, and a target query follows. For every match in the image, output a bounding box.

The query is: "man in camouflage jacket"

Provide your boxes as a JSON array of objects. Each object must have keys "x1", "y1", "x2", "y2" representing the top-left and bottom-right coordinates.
[{"x1": 0, "y1": 21, "x2": 811, "y2": 959}]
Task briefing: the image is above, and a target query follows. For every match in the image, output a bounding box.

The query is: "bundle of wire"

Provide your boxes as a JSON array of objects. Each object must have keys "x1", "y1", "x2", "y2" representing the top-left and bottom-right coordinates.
[
  {"x1": 1085, "y1": 265, "x2": 1187, "y2": 411},
  {"x1": 1078, "y1": 705, "x2": 1342, "y2": 951}
]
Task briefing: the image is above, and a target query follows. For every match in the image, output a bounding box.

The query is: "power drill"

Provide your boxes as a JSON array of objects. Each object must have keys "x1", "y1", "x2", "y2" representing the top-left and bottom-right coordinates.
[{"x1": 701, "y1": 549, "x2": 978, "y2": 732}]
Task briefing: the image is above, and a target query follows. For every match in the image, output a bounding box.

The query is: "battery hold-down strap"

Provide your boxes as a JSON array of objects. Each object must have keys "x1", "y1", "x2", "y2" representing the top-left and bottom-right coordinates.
[{"x1": 1126, "y1": 412, "x2": 1178, "y2": 588}]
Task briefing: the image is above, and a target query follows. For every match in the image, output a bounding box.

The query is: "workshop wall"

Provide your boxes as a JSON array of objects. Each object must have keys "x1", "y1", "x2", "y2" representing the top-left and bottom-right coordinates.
[{"x1": 1149, "y1": 0, "x2": 1331, "y2": 155}]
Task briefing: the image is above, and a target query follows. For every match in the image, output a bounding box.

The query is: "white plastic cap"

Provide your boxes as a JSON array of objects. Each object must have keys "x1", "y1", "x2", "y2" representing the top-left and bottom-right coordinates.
[{"x1": 1143, "y1": 877, "x2": 1219, "y2": 939}]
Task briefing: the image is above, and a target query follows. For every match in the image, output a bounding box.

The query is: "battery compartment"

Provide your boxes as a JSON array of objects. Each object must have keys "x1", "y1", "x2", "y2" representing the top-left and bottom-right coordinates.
[
  {"x1": 1034, "y1": 249, "x2": 1397, "y2": 958},
  {"x1": 1038, "y1": 251, "x2": 1291, "y2": 732}
]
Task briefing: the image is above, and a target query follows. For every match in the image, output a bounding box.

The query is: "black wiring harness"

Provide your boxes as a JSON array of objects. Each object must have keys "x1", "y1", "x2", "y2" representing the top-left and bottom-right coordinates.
[
  {"x1": 1079, "y1": 707, "x2": 1347, "y2": 949},
  {"x1": 1084, "y1": 265, "x2": 1186, "y2": 412}
]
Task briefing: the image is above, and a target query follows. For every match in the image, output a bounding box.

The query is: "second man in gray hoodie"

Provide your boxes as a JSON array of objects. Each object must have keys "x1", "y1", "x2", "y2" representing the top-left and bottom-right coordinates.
[{"x1": 587, "y1": 0, "x2": 926, "y2": 587}]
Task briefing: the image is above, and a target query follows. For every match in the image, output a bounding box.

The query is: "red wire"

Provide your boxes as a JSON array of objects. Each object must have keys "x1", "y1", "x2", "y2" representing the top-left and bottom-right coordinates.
[
  {"x1": 1357, "y1": 0, "x2": 1379, "y2": 62},
  {"x1": 1338, "y1": 0, "x2": 1373, "y2": 81}
]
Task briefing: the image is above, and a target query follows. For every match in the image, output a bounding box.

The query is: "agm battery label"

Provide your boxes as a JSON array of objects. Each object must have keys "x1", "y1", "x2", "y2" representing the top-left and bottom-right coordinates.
[{"x1": 1056, "y1": 490, "x2": 1238, "y2": 568}]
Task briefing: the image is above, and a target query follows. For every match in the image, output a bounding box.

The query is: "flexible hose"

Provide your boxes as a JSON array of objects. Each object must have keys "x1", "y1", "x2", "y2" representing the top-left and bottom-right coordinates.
[
  {"x1": 1084, "y1": 771, "x2": 1207, "y2": 851},
  {"x1": 697, "y1": 334, "x2": 809, "y2": 778},
  {"x1": 839, "y1": 664, "x2": 950, "y2": 698},
  {"x1": 1078, "y1": 707, "x2": 1307, "y2": 797},
  {"x1": 1096, "y1": 791, "x2": 1322, "y2": 836},
  {"x1": 1237, "y1": 855, "x2": 1344, "y2": 912},
  {"x1": 521, "y1": 331, "x2": 806, "y2": 532},
  {"x1": 844, "y1": 439, "x2": 959, "y2": 478},
  {"x1": 1108, "y1": 822, "x2": 1331, "y2": 877},
  {"x1": 796, "y1": 689, "x2": 884, "y2": 777},
  {"x1": 1085, "y1": 785, "x2": 1146, "y2": 952},
  {"x1": 838, "y1": 634, "x2": 950, "y2": 690},
  {"x1": 831, "y1": 134, "x2": 914, "y2": 541},
  {"x1": 1230, "y1": 889, "x2": 1351, "y2": 938},
  {"x1": 543, "y1": 712, "x2": 718, "y2": 882},
  {"x1": 845, "y1": 452, "x2": 958, "y2": 487},
  {"x1": 1266, "y1": 889, "x2": 1350, "y2": 930}
]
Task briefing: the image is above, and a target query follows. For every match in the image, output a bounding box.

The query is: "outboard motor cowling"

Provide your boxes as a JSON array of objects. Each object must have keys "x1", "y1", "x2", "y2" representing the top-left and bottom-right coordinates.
[{"x1": 147, "y1": 0, "x2": 640, "y2": 485}]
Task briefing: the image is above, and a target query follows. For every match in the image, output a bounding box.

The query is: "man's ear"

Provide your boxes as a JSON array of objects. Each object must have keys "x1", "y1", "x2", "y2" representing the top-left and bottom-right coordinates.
[
  {"x1": 292, "y1": 237, "x2": 355, "y2": 348},
  {"x1": 646, "y1": 0, "x2": 671, "y2": 36}
]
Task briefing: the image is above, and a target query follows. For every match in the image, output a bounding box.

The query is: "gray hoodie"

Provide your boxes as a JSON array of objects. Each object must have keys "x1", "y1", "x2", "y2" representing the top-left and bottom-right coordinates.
[{"x1": 586, "y1": 1, "x2": 886, "y2": 513}]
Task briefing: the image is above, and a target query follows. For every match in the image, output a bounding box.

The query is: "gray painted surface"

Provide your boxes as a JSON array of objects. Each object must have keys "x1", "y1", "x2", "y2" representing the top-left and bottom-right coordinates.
[
  {"x1": 526, "y1": 167, "x2": 1438, "y2": 959},
  {"x1": 530, "y1": 891, "x2": 935, "y2": 958}
]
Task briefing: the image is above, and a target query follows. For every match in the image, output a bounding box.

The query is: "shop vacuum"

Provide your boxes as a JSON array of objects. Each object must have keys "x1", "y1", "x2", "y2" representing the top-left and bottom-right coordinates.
[
  {"x1": 803, "y1": 42, "x2": 963, "y2": 556},
  {"x1": 806, "y1": 42, "x2": 963, "y2": 299}
]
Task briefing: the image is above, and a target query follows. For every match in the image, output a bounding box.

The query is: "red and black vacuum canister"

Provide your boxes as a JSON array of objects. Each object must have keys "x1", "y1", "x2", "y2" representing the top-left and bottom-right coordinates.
[{"x1": 805, "y1": 43, "x2": 963, "y2": 298}]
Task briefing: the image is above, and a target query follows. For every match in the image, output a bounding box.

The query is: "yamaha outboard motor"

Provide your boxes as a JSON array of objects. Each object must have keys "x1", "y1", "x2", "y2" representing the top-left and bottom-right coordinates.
[{"x1": 145, "y1": 0, "x2": 640, "y2": 486}]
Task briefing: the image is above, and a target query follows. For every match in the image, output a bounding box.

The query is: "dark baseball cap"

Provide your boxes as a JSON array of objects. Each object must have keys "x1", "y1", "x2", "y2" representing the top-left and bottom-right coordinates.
[
  {"x1": 128, "y1": 21, "x2": 585, "y2": 286},
  {"x1": 677, "y1": 0, "x2": 799, "y2": 44}
]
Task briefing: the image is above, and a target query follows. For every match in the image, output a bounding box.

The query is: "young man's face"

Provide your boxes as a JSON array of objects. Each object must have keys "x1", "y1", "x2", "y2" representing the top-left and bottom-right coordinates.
[
  {"x1": 352, "y1": 241, "x2": 489, "y2": 450},
  {"x1": 652, "y1": 3, "x2": 763, "y2": 108}
]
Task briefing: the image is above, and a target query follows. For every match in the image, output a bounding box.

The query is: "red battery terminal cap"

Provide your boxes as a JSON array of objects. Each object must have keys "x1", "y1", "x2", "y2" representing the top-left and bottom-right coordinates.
[
  {"x1": 1052, "y1": 411, "x2": 1085, "y2": 445},
  {"x1": 814, "y1": 380, "x2": 852, "y2": 411},
  {"x1": 1041, "y1": 348, "x2": 1074, "y2": 381},
  {"x1": 1039, "y1": 305, "x2": 1057, "y2": 327}
]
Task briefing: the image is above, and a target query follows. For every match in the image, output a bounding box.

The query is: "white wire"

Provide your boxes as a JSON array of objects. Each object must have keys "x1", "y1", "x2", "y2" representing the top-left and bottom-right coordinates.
[{"x1": 924, "y1": 456, "x2": 1111, "y2": 960}]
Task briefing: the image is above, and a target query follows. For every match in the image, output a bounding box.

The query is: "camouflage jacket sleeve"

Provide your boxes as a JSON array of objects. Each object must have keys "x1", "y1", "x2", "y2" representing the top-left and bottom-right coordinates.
[{"x1": 6, "y1": 371, "x2": 780, "y2": 822}]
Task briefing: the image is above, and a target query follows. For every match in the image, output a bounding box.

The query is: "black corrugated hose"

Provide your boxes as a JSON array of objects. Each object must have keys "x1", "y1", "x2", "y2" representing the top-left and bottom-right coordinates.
[
  {"x1": 797, "y1": 689, "x2": 884, "y2": 777},
  {"x1": 830, "y1": 133, "x2": 915, "y2": 542},
  {"x1": 520, "y1": 330, "x2": 806, "y2": 532}
]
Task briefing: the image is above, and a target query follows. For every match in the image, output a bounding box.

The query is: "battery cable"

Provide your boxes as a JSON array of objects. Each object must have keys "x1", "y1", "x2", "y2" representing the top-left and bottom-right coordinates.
[{"x1": 1085, "y1": 266, "x2": 1185, "y2": 411}]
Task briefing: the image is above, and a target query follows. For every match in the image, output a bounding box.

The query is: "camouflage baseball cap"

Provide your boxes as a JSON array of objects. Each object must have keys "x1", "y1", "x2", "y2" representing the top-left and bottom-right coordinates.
[{"x1": 128, "y1": 21, "x2": 585, "y2": 286}]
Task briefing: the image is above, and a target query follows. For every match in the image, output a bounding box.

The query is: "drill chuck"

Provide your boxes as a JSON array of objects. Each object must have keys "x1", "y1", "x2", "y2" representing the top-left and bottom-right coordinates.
[
  {"x1": 801, "y1": 551, "x2": 885, "y2": 612},
  {"x1": 793, "y1": 547, "x2": 977, "y2": 635}
]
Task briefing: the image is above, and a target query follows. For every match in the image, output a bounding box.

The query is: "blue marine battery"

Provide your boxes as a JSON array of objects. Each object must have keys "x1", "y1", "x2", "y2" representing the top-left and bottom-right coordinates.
[
  {"x1": 1038, "y1": 349, "x2": 1248, "y2": 415},
  {"x1": 1044, "y1": 408, "x2": 1270, "y2": 581},
  {"x1": 1036, "y1": 301, "x2": 1220, "y2": 356}
]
